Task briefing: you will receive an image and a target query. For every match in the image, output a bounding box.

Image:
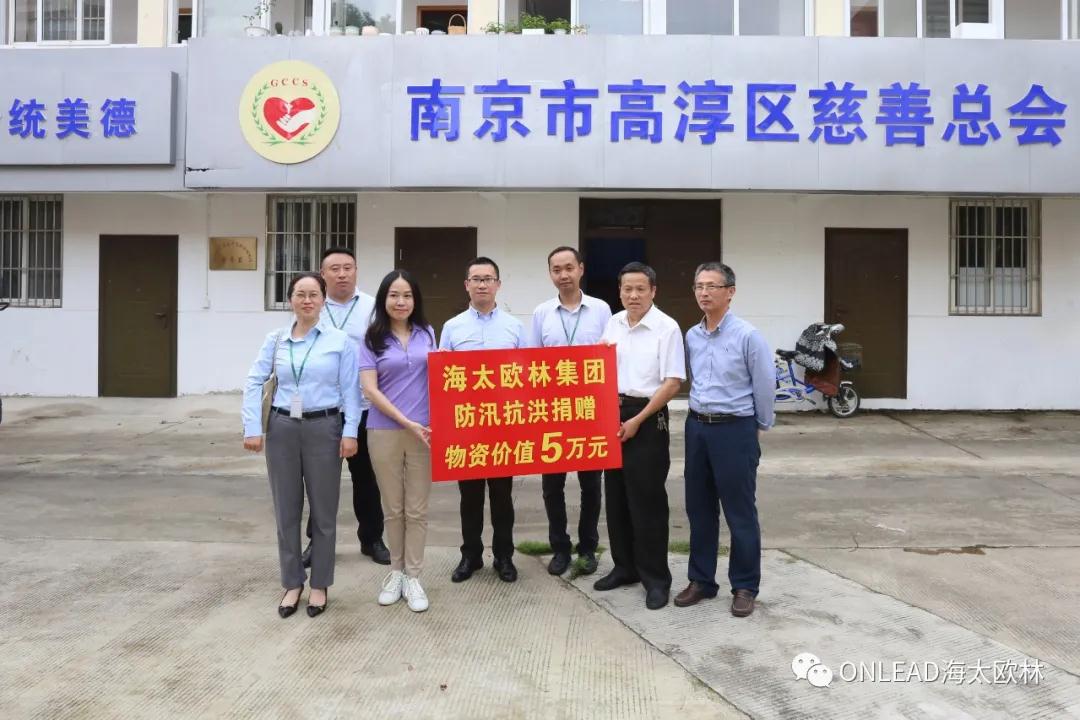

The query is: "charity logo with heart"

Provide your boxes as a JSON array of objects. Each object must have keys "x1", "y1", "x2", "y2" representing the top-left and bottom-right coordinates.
[
  {"x1": 262, "y1": 96, "x2": 318, "y2": 141},
  {"x1": 239, "y1": 60, "x2": 341, "y2": 164}
]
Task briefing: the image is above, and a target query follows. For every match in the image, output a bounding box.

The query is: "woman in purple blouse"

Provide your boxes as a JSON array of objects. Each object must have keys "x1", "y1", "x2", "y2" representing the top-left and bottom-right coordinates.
[{"x1": 359, "y1": 270, "x2": 437, "y2": 612}]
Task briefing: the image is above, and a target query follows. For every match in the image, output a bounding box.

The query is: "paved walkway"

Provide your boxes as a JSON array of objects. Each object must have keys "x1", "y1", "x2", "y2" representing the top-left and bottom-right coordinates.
[
  {"x1": 2, "y1": 540, "x2": 741, "y2": 719},
  {"x1": 572, "y1": 553, "x2": 1080, "y2": 720},
  {"x1": 1, "y1": 396, "x2": 1078, "y2": 718}
]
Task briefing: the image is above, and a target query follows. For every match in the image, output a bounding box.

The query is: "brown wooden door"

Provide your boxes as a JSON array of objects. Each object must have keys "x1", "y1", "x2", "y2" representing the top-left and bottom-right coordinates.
[
  {"x1": 99, "y1": 235, "x2": 178, "y2": 397},
  {"x1": 395, "y1": 227, "x2": 477, "y2": 338},
  {"x1": 645, "y1": 200, "x2": 722, "y2": 335},
  {"x1": 825, "y1": 228, "x2": 908, "y2": 399},
  {"x1": 580, "y1": 198, "x2": 722, "y2": 334}
]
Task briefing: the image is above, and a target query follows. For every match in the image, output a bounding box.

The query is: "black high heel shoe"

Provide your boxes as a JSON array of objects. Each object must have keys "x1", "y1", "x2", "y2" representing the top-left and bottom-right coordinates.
[
  {"x1": 307, "y1": 588, "x2": 328, "y2": 617},
  {"x1": 278, "y1": 584, "x2": 304, "y2": 619}
]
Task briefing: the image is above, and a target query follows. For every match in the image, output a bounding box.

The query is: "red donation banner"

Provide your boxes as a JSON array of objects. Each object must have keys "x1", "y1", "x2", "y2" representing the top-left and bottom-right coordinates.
[{"x1": 428, "y1": 344, "x2": 622, "y2": 482}]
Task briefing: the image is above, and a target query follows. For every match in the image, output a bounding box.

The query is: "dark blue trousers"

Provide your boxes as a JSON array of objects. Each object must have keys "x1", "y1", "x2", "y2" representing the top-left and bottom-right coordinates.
[{"x1": 684, "y1": 415, "x2": 761, "y2": 597}]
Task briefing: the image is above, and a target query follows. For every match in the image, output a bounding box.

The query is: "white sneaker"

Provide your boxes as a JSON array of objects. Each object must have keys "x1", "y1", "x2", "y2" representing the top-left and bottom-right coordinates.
[
  {"x1": 403, "y1": 577, "x2": 429, "y2": 613},
  {"x1": 378, "y1": 571, "x2": 404, "y2": 605}
]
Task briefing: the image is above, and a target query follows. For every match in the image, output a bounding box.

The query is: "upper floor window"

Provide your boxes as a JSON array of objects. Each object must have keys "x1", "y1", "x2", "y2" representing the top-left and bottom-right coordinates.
[
  {"x1": 668, "y1": 0, "x2": 733, "y2": 34},
  {"x1": 579, "y1": 0, "x2": 643, "y2": 34},
  {"x1": 666, "y1": 0, "x2": 809, "y2": 35},
  {"x1": 10, "y1": 0, "x2": 138, "y2": 43},
  {"x1": 739, "y1": 0, "x2": 807, "y2": 35},
  {"x1": 503, "y1": 0, "x2": 570, "y2": 32},
  {"x1": 852, "y1": 0, "x2": 1070, "y2": 39},
  {"x1": 847, "y1": 0, "x2": 930, "y2": 36}
]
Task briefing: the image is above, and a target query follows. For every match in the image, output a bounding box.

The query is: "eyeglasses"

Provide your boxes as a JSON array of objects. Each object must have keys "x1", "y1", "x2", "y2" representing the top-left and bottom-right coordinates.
[
  {"x1": 291, "y1": 292, "x2": 323, "y2": 301},
  {"x1": 468, "y1": 276, "x2": 499, "y2": 286},
  {"x1": 692, "y1": 283, "x2": 733, "y2": 293}
]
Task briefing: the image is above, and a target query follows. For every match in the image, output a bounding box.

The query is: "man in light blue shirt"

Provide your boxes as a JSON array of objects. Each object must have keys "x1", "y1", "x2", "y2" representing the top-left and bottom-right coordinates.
[
  {"x1": 675, "y1": 262, "x2": 774, "y2": 619},
  {"x1": 527, "y1": 246, "x2": 611, "y2": 578},
  {"x1": 440, "y1": 256, "x2": 524, "y2": 584},
  {"x1": 300, "y1": 247, "x2": 389, "y2": 567}
]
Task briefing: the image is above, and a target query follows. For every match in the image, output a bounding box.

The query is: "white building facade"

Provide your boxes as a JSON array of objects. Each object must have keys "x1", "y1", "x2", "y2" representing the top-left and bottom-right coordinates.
[{"x1": 1, "y1": 0, "x2": 1079, "y2": 410}]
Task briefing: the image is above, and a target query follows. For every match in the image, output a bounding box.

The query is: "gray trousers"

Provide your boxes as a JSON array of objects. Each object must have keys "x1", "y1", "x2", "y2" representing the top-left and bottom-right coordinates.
[{"x1": 265, "y1": 411, "x2": 342, "y2": 589}]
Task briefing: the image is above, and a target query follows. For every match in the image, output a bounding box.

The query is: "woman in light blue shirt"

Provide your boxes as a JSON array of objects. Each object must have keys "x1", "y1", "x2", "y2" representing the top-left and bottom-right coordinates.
[{"x1": 242, "y1": 272, "x2": 362, "y2": 619}]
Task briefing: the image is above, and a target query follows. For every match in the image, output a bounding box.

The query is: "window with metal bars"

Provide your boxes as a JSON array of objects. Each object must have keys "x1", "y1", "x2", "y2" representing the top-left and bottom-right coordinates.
[
  {"x1": 0, "y1": 195, "x2": 63, "y2": 308},
  {"x1": 11, "y1": 0, "x2": 109, "y2": 42},
  {"x1": 265, "y1": 194, "x2": 356, "y2": 310},
  {"x1": 950, "y1": 198, "x2": 1041, "y2": 316}
]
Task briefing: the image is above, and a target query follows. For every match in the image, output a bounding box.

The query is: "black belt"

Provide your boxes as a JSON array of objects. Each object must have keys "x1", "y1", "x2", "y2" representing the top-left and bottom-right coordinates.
[
  {"x1": 689, "y1": 409, "x2": 742, "y2": 424},
  {"x1": 272, "y1": 406, "x2": 340, "y2": 420},
  {"x1": 618, "y1": 394, "x2": 649, "y2": 408}
]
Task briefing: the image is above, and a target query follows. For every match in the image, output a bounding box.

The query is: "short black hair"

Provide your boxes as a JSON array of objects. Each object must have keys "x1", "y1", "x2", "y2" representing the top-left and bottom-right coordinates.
[
  {"x1": 695, "y1": 262, "x2": 735, "y2": 286},
  {"x1": 618, "y1": 261, "x2": 656, "y2": 288},
  {"x1": 466, "y1": 256, "x2": 501, "y2": 279},
  {"x1": 321, "y1": 246, "x2": 356, "y2": 264},
  {"x1": 547, "y1": 246, "x2": 583, "y2": 266}
]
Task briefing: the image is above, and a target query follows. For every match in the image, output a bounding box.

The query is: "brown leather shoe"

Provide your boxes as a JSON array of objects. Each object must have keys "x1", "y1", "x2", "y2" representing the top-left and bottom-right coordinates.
[
  {"x1": 674, "y1": 581, "x2": 715, "y2": 608},
  {"x1": 731, "y1": 589, "x2": 755, "y2": 617}
]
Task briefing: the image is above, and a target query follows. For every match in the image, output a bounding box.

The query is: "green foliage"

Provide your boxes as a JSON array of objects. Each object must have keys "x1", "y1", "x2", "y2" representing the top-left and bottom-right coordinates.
[
  {"x1": 668, "y1": 540, "x2": 728, "y2": 556},
  {"x1": 242, "y1": 0, "x2": 275, "y2": 26},
  {"x1": 519, "y1": 13, "x2": 548, "y2": 30},
  {"x1": 516, "y1": 540, "x2": 552, "y2": 556}
]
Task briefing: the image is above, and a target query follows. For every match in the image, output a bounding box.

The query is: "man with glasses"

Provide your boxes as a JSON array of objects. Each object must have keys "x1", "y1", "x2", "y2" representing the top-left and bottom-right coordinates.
[
  {"x1": 300, "y1": 247, "x2": 390, "y2": 567},
  {"x1": 440, "y1": 257, "x2": 525, "y2": 583},
  {"x1": 675, "y1": 262, "x2": 774, "y2": 618},
  {"x1": 527, "y1": 246, "x2": 611, "y2": 577}
]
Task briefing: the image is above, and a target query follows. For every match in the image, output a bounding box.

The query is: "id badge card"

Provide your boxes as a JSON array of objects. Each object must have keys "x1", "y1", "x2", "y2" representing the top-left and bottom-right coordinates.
[{"x1": 290, "y1": 396, "x2": 303, "y2": 419}]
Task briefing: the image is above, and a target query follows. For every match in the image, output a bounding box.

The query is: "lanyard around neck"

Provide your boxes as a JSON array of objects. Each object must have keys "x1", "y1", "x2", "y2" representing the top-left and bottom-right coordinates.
[
  {"x1": 559, "y1": 305, "x2": 584, "y2": 346},
  {"x1": 325, "y1": 296, "x2": 359, "y2": 329},
  {"x1": 289, "y1": 329, "x2": 320, "y2": 386}
]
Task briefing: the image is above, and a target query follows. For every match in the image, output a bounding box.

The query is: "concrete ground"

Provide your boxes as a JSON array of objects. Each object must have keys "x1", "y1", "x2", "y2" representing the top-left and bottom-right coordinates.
[{"x1": 1, "y1": 396, "x2": 1079, "y2": 719}]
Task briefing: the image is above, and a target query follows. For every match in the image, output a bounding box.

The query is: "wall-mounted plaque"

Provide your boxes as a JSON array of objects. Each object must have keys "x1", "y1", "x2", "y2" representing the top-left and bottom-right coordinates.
[{"x1": 210, "y1": 237, "x2": 257, "y2": 270}]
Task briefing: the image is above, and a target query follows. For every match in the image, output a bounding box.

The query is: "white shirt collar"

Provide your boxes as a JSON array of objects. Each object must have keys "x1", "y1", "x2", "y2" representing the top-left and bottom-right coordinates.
[
  {"x1": 326, "y1": 287, "x2": 361, "y2": 307},
  {"x1": 621, "y1": 304, "x2": 658, "y2": 329}
]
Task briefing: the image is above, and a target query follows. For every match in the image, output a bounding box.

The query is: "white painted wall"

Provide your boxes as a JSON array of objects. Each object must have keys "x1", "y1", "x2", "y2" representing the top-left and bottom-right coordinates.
[
  {"x1": 722, "y1": 193, "x2": 1080, "y2": 410},
  {"x1": 2, "y1": 190, "x2": 1077, "y2": 409}
]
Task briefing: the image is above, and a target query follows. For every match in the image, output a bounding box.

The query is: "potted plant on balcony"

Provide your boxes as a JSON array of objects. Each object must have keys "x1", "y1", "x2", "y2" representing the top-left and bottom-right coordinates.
[
  {"x1": 520, "y1": 13, "x2": 547, "y2": 35},
  {"x1": 571, "y1": 23, "x2": 587, "y2": 35},
  {"x1": 242, "y1": 0, "x2": 274, "y2": 36},
  {"x1": 482, "y1": 21, "x2": 505, "y2": 34},
  {"x1": 548, "y1": 18, "x2": 570, "y2": 35}
]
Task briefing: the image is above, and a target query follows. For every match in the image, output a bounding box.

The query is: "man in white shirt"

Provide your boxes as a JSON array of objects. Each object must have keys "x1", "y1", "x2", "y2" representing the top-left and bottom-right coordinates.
[
  {"x1": 528, "y1": 246, "x2": 612, "y2": 577},
  {"x1": 301, "y1": 247, "x2": 390, "y2": 567},
  {"x1": 595, "y1": 262, "x2": 686, "y2": 610}
]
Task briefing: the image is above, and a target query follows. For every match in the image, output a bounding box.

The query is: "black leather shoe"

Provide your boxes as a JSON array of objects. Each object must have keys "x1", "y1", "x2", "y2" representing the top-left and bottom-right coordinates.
[
  {"x1": 306, "y1": 589, "x2": 327, "y2": 617},
  {"x1": 451, "y1": 555, "x2": 483, "y2": 583},
  {"x1": 646, "y1": 587, "x2": 669, "y2": 610},
  {"x1": 593, "y1": 570, "x2": 640, "y2": 592},
  {"x1": 278, "y1": 585, "x2": 303, "y2": 619},
  {"x1": 493, "y1": 557, "x2": 518, "y2": 582},
  {"x1": 361, "y1": 539, "x2": 391, "y2": 565},
  {"x1": 547, "y1": 552, "x2": 571, "y2": 575},
  {"x1": 301, "y1": 541, "x2": 313, "y2": 569},
  {"x1": 577, "y1": 553, "x2": 599, "y2": 576}
]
